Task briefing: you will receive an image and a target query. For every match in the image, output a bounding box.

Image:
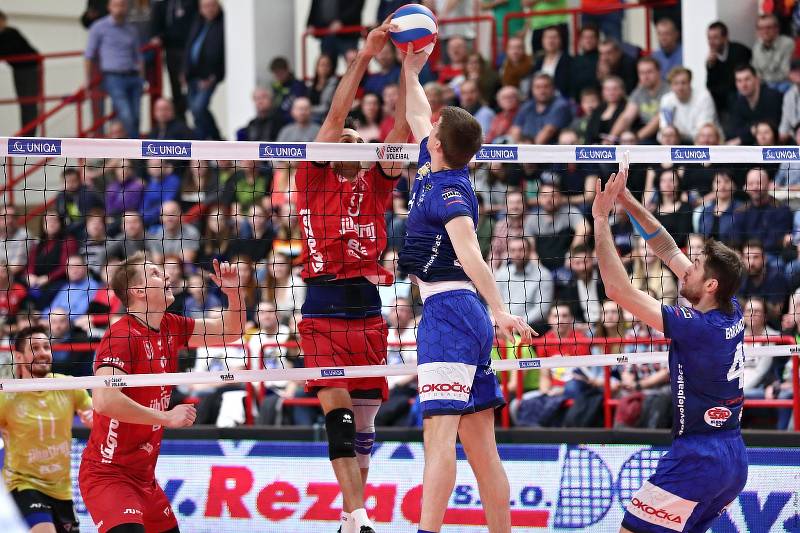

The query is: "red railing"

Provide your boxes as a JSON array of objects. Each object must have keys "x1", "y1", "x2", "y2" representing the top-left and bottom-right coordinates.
[{"x1": 1, "y1": 43, "x2": 163, "y2": 208}]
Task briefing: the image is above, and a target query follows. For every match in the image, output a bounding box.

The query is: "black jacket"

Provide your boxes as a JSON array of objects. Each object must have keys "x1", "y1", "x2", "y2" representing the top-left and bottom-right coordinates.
[
  {"x1": 0, "y1": 27, "x2": 38, "y2": 69},
  {"x1": 55, "y1": 185, "x2": 104, "y2": 233},
  {"x1": 533, "y1": 53, "x2": 572, "y2": 99},
  {"x1": 307, "y1": 0, "x2": 364, "y2": 34},
  {"x1": 149, "y1": 118, "x2": 194, "y2": 140},
  {"x1": 706, "y1": 41, "x2": 752, "y2": 114},
  {"x1": 245, "y1": 110, "x2": 285, "y2": 142},
  {"x1": 151, "y1": 0, "x2": 198, "y2": 48},
  {"x1": 729, "y1": 83, "x2": 783, "y2": 144},
  {"x1": 183, "y1": 12, "x2": 225, "y2": 82}
]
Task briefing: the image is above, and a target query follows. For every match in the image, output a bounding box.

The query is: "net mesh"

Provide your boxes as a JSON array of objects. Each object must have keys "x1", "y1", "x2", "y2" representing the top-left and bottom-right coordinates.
[{"x1": 0, "y1": 140, "x2": 796, "y2": 396}]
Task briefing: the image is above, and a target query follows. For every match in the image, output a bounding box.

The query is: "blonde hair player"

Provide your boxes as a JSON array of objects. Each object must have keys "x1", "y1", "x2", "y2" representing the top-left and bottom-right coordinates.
[{"x1": 593, "y1": 153, "x2": 748, "y2": 533}]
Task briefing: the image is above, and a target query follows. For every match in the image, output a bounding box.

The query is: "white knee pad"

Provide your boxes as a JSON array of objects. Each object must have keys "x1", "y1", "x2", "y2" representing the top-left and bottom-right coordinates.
[{"x1": 352, "y1": 398, "x2": 381, "y2": 469}]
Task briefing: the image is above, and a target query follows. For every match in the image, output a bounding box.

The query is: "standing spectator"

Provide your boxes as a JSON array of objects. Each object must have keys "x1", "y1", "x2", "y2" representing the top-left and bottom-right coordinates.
[
  {"x1": 105, "y1": 210, "x2": 147, "y2": 261},
  {"x1": 146, "y1": 200, "x2": 201, "y2": 265},
  {"x1": 307, "y1": 0, "x2": 364, "y2": 66},
  {"x1": 556, "y1": 244, "x2": 605, "y2": 325},
  {"x1": 104, "y1": 160, "x2": 144, "y2": 219},
  {"x1": 500, "y1": 36, "x2": 533, "y2": 89},
  {"x1": 149, "y1": 0, "x2": 197, "y2": 119},
  {"x1": 523, "y1": 0, "x2": 568, "y2": 54},
  {"x1": 140, "y1": 159, "x2": 183, "y2": 229},
  {"x1": 490, "y1": 189, "x2": 528, "y2": 269},
  {"x1": 184, "y1": 0, "x2": 224, "y2": 140},
  {"x1": 585, "y1": 75, "x2": 627, "y2": 144},
  {"x1": 659, "y1": 67, "x2": 718, "y2": 142},
  {"x1": 525, "y1": 181, "x2": 591, "y2": 271},
  {"x1": 0, "y1": 204, "x2": 31, "y2": 277},
  {"x1": 734, "y1": 168, "x2": 793, "y2": 254},
  {"x1": 44, "y1": 255, "x2": 101, "y2": 323},
  {"x1": 459, "y1": 79, "x2": 495, "y2": 135},
  {"x1": 697, "y1": 171, "x2": 742, "y2": 244},
  {"x1": 531, "y1": 26, "x2": 572, "y2": 98},
  {"x1": 495, "y1": 236, "x2": 554, "y2": 327},
  {"x1": 148, "y1": 97, "x2": 193, "y2": 140},
  {"x1": 752, "y1": 14, "x2": 795, "y2": 91},
  {"x1": 651, "y1": 17, "x2": 683, "y2": 80},
  {"x1": 242, "y1": 87, "x2": 285, "y2": 142},
  {"x1": 55, "y1": 167, "x2": 103, "y2": 235},
  {"x1": 25, "y1": 210, "x2": 78, "y2": 309},
  {"x1": 0, "y1": 10, "x2": 41, "y2": 136},
  {"x1": 352, "y1": 92, "x2": 384, "y2": 142},
  {"x1": 779, "y1": 60, "x2": 800, "y2": 142},
  {"x1": 727, "y1": 64, "x2": 782, "y2": 145},
  {"x1": 581, "y1": 0, "x2": 623, "y2": 41},
  {"x1": 610, "y1": 57, "x2": 668, "y2": 144},
  {"x1": 569, "y1": 87, "x2": 601, "y2": 143},
  {"x1": 570, "y1": 25, "x2": 601, "y2": 99},
  {"x1": 277, "y1": 97, "x2": 321, "y2": 142},
  {"x1": 740, "y1": 240, "x2": 789, "y2": 326},
  {"x1": 362, "y1": 44, "x2": 399, "y2": 96},
  {"x1": 706, "y1": 21, "x2": 753, "y2": 120},
  {"x1": 510, "y1": 73, "x2": 572, "y2": 144},
  {"x1": 84, "y1": 0, "x2": 144, "y2": 138},
  {"x1": 270, "y1": 56, "x2": 307, "y2": 123},
  {"x1": 486, "y1": 86, "x2": 521, "y2": 142},
  {"x1": 597, "y1": 38, "x2": 638, "y2": 93},
  {"x1": 80, "y1": 209, "x2": 108, "y2": 278},
  {"x1": 482, "y1": 0, "x2": 524, "y2": 51},
  {"x1": 308, "y1": 54, "x2": 339, "y2": 122},
  {"x1": 437, "y1": 35, "x2": 470, "y2": 83}
]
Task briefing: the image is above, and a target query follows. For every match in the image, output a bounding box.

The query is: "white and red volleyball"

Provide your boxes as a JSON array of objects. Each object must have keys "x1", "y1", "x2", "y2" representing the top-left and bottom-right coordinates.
[{"x1": 389, "y1": 4, "x2": 438, "y2": 54}]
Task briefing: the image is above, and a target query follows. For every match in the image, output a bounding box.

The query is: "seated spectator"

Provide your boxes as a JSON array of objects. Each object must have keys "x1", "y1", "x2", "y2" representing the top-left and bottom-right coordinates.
[
  {"x1": 473, "y1": 162, "x2": 511, "y2": 216},
  {"x1": 197, "y1": 205, "x2": 232, "y2": 268},
  {"x1": 106, "y1": 119, "x2": 128, "y2": 140},
  {"x1": 223, "y1": 160, "x2": 271, "y2": 211},
  {"x1": 438, "y1": 35, "x2": 469, "y2": 84},
  {"x1": 378, "y1": 83, "x2": 401, "y2": 141},
  {"x1": 610, "y1": 57, "x2": 668, "y2": 143},
  {"x1": 0, "y1": 204, "x2": 31, "y2": 277},
  {"x1": 184, "y1": 271, "x2": 223, "y2": 319},
  {"x1": 727, "y1": 65, "x2": 782, "y2": 145},
  {"x1": 424, "y1": 81, "x2": 446, "y2": 124},
  {"x1": 242, "y1": 87, "x2": 285, "y2": 142},
  {"x1": 158, "y1": 255, "x2": 189, "y2": 317},
  {"x1": 74, "y1": 258, "x2": 124, "y2": 338},
  {"x1": 585, "y1": 76, "x2": 627, "y2": 144},
  {"x1": 766, "y1": 356, "x2": 796, "y2": 430},
  {"x1": 248, "y1": 301, "x2": 293, "y2": 424},
  {"x1": 644, "y1": 169, "x2": 694, "y2": 247},
  {"x1": 659, "y1": 67, "x2": 718, "y2": 142},
  {"x1": 510, "y1": 73, "x2": 572, "y2": 145},
  {"x1": 532, "y1": 25, "x2": 572, "y2": 98},
  {"x1": 754, "y1": 120, "x2": 780, "y2": 148},
  {"x1": 630, "y1": 236, "x2": 678, "y2": 305},
  {"x1": 597, "y1": 38, "x2": 638, "y2": 93},
  {"x1": 697, "y1": 170, "x2": 742, "y2": 244},
  {"x1": 495, "y1": 236, "x2": 554, "y2": 327},
  {"x1": 456, "y1": 52, "x2": 500, "y2": 107},
  {"x1": 616, "y1": 356, "x2": 671, "y2": 428},
  {"x1": 55, "y1": 167, "x2": 103, "y2": 235},
  {"x1": 146, "y1": 201, "x2": 201, "y2": 265},
  {"x1": 270, "y1": 56, "x2": 308, "y2": 123},
  {"x1": 556, "y1": 244, "x2": 605, "y2": 325},
  {"x1": 189, "y1": 334, "x2": 249, "y2": 425},
  {"x1": 458, "y1": 79, "x2": 495, "y2": 135},
  {"x1": 657, "y1": 123, "x2": 681, "y2": 146},
  {"x1": 182, "y1": 160, "x2": 223, "y2": 206},
  {"x1": 740, "y1": 240, "x2": 788, "y2": 326},
  {"x1": 148, "y1": 97, "x2": 192, "y2": 140},
  {"x1": 568, "y1": 87, "x2": 601, "y2": 143},
  {"x1": 652, "y1": 17, "x2": 683, "y2": 79},
  {"x1": 363, "y1": 43, "x2": 400, "y2": 96},
  {"x1": 486, "y1": 86, "x2": 521, "y2": 143},
  {"x1": 742, "y1": 296, "x2": 780, "y2": 398},
  {"x1": 752, "y1": 14, "x2": 795, "y2": 92},
  {"x1": 106, "y1": 211, "x2": 147, "y2": 261},
  {"x1": 229, "y1": 254, "x2": 259, "y2": 324},
  {"x1": 733, "y1": 167, "x2": 793, "y2": 254},
  {"x1": 490, "y1": 189, "x2": 527, "y2": 269},
  {"x1": 308, "y1": 53, "x2": 338, "y2": 122},
  {"x1": 0, "y1": 260, "x2": 27, "y2": 332},
  {"x1": 261, "y1": 252, "x2": 306, "y2": 322},
  {"x1": 45, "y1": 307, "x2": 92, "y2": 377},
  {"x1": 81, "y1": 209, "x2": 108, "y2": 278},
  {"x1": 277, "y1": 97, "x2": 321, "y2": 142},
  {"x1": 141, "y1": 159, "x2": 182, "y2": 228},
  {"x1": 500, "y1": 36, "x2": 533, "y2": 89},
  {"x1": 351, "y1": 92, "x2": 384, "y2": 142},
  {"x1": 377, "y1": 249, "x2": 412, "y2": 311},
  {"x1": 375, "y1": 296, "x2": 418, "y2": 427},
  {"x1": 552, "y1": 129, "x2": 599, "y2": 208},
  {"x1": 706, "y1": 21, "x2": 752, "y2": 120},
  {"x1": 227, "y1": 203, "x2": 276, "y2": 263},
  {"x1": 104, "y1": 159, "x2": 144, "y2": 219},
  {"x1": 780, "y1": 61, "x2": 800, "y2": 142},
  {"x1": 524, "y1": 0, "x2": 568, "y2": 54},
  {"x1": 44, "y1": 255, "x2": 101, "y2": 322},
  {"x1": 590, "y1": 300, "x2": 627, "y2": 354},
  {"x1": 184, "y1": 0, "x2": 224, "y2": 140},
  {"x1": 525, "y1": 181, "x2": 590, "y2": 271},
  {"x1": 25, "y1": 210, "x2": 78, "y2": 309},
  {"x1": 570, "y1": 25, "x2": 600, "y2": 99}
]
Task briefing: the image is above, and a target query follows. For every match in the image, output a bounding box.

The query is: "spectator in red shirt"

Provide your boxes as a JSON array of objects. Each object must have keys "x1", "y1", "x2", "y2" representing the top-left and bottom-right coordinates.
[
  {"x1": 486, "y1": 86, "x2": 521, "y2": 143},
  {"x1": 0, "y1": 260, "x2": 27, "y2": 334},
  {"x1": 538, "y1": 303, "x2": 592, "y2": 396},
  {"x1": 437, "y1": 35, "x2": 469, "y2": 84}
]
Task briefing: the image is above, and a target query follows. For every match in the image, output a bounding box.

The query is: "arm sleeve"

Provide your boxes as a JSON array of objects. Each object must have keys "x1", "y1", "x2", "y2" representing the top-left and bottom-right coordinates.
[{"x1": 661, "y1": 304, "x2": 704, "y2": 342}]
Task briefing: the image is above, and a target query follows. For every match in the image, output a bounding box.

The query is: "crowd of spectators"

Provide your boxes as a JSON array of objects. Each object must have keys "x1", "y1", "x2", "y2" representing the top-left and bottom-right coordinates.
[{"x1": 1, "y1": 0, "x2": 799, "y2": 430}]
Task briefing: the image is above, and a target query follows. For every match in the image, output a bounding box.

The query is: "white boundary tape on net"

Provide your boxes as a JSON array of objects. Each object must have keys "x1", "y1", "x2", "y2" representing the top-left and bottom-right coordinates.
[
  {"x1": 0, "y1": 344, "x2": 795, "y2": 393},
  {"x1": 3, "y1": 136, "x2": 800, "y2": 163}
]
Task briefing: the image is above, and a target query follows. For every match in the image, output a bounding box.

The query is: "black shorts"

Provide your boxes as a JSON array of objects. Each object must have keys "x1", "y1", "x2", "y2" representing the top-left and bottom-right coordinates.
[{"x1": 10, "y1": 489, "x2": 79, "y2": 532}]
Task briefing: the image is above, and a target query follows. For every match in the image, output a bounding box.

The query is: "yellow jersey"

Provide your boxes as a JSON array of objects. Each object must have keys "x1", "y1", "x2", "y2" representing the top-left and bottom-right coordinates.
[{"x1": 0, "y1": 374, "x2": 91, "y2": 501}]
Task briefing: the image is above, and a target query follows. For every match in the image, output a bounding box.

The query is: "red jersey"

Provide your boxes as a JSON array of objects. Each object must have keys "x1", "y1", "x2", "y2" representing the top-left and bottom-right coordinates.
[
  {"x1": 82, "y1": 313, "x2": 195, "y2": 480},
  {"x1": 295, "y1": 162, "x2": 395, "y2": 284},
  {"x1": 539, "y1": 330, "x2": 592, "y2": 386},
  {"x1": 0, "y1": 283, "x2": 27, "y2": 318}
]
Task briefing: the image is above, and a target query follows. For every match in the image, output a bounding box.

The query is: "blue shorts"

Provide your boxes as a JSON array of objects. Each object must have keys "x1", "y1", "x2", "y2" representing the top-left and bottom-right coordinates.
[
  {"x1": 622, "y1": 431, "x2": 748, "y2": 533},
  {"x1": 416, "y1": 290, "x2": 505, "y2": 417}
]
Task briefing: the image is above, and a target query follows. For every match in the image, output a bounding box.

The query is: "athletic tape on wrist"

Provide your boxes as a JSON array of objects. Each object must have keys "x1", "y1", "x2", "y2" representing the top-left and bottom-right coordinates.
[{"x1": 627, "y1": 211, "x2": 661, "y2": 241}]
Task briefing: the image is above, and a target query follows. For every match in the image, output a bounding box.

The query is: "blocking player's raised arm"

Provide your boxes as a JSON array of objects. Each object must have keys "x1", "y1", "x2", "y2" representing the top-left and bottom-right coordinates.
[{"x1": 403, "y1": 43, "x2": 434, "y2": 141}]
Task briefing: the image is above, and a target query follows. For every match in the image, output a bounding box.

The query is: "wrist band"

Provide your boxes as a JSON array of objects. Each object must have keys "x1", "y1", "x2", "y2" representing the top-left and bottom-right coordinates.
[{"x1": 627, "y1": 211, "x2": 661, "y2": 241}]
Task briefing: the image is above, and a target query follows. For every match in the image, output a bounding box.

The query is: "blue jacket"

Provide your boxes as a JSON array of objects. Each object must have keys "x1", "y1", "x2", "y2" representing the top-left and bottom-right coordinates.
[
  {"x1": 141, "y1": 172, "x2": 182, "y2": 228},
  {"x1": 697, "y1": 200, "x2": 742, "y2": 244},
  {"x1": 732, "y1": 201, "x2": 793, "y2": 253}
]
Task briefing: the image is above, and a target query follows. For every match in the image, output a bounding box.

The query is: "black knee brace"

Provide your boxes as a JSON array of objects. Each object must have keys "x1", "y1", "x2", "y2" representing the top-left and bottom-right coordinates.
[{"x1": 325, "y1": 408, "x2": 356, "y2": 460}]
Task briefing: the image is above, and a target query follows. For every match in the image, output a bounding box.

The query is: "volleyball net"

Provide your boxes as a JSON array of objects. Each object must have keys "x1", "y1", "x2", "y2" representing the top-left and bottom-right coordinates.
[{"x1": 1, "y1": 138, "x2": 798, "y2": 413}]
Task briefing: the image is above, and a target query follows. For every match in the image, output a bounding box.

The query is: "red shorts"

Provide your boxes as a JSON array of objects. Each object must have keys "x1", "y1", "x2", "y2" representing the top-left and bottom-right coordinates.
[
  {"x1": 301, "y1": 315, "x2": 389, "y2": 400},
  {"x1": 79, "y1": 461, "x2": 178, "y2": 533}
]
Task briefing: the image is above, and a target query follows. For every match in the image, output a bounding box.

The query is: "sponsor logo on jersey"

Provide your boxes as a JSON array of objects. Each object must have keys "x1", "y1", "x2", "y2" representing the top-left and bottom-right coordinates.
[
  {"x1": 670, "y1": 147, "x2": 710, "y2": 161},
  {"x1": 100, "y1": 419, "x2": 120, "y2": 463},
  {"x1": 101, "y1": 356, "x2": 124, "y2": 368},
  {"x1": 576, "y1": 146, "x2": 616, "y2": 161},
  {"x1": 441, "y1": 188, "x2": 462, "y2": 200},
  {"x1": 103, "y1": 377, "x2": 127, "y2": 388},
  {"x1": 123, "y1": 508, "x2": 143, "y2": 516},
  {"x1": 141, "y1": 141, "x2": 192, "y2": 158},
  {"x1": 630, "y1": 498, "x2": 683, "y2": 526},
  {"x1": 763, "y1": 147, "x2": 800, "y2": 160},
  {"x1": 259, "y1": 143, "x2": 307, "y2": 159},
  {"x1": 220, "y1": 373, "x2": 235, "y2": 382},
  {"x1": 725, "y1": 318, "x2": 745, "y2": 339},
  {"x1": 418, "y1": 382, "x2": 472, "y2": 394},
  {"x1": 8, "y1": 138, "x2": 61, "y2": 156},
  {"x1": 299, "y1": 208, "x2": 324, "y2": 273},
  {"x1": 416, "y1": 162, "x2": 431, "y2": 180},
  {"x1": 475, "y1": 145, "x2": 518, "y2": 161},
  {"x1": 376, "y1": 144, "x2": 410, "y2": 160},
  {"x1": 704, "y1": 406, "x2": 732, "y2": 428},
  {"x1": 519, "y1": 360, "x2": 541, "y2": 369},
  {"x1": 626, "y1": 481, "x2": 696, "y2": 531},
  {"x1": 139, "y1": 443, "x2": 154, "y2": 455},
  {"x1": 676, "y1": 364, "x2": 685, "y2": 435},
  {"x1": 321, "y1": 368, "x2": 346, "y2": 377}
]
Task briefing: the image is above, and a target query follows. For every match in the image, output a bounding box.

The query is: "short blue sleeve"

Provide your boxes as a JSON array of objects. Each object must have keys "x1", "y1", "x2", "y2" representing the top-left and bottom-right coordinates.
[
  {"x1": 661, "y1": 304, "x2": 704, "y2": 342},
  {"x1": 546, "y1": 98, "x2": 573, "y2": 129},
  {"x1": 418, "y1": 137, "x2": 431, "y2": 168},
  {"x1": 432, "y1": 181, "x2": 475, "y2": 225}
]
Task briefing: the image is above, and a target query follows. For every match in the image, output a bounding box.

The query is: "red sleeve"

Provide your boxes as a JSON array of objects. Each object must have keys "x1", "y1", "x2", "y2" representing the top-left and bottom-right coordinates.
[
  {"x1": 95, "y1": 326, "x2": 137, "y2": 373},
  {"x1": 296, "y1": 161, "x2": 330, "y2": 192},
  {"x1": 365, "y1": 164, "x2": 397, "y2": 205},
  {"x1": 163, "y1": 313, "x2": 196, "y2": 350}
]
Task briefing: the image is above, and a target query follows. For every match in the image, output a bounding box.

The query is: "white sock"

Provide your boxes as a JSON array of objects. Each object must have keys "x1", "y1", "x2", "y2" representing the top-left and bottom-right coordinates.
[
  {"x1": 340, "y1": 511, "x2": 355, "y2": 533},
  {"x1": 351, "y1": 508, "x2": 374, "y2": 529}
]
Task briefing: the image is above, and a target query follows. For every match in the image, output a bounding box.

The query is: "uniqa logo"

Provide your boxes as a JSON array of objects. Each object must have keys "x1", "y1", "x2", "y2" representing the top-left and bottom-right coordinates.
[
  {"x1": 763, "y1": 147, "x2": 800, "y2": 160},
  {"x1": 259, "y1": 143, "x2": 307, "y2": 159},
  {"x1": 575, "y1": 146, "x2": 616, "y2": 161},
  {"x1": 670, "y1": 147, "x2": 710, "y2": 161},
  {"x1": 141, "y1": 141, "x2": 192, "y2": 158},
  {"x1": 8, "y1": 138, "x2": 61, "y2": 156},
  {"x1": 475, "y1": 146, "x2": 519, "y2": 161},
  {"x1": 321, "y1": 368, "x2": 345, "y2": 377},
  {"x1": 518, "y1": 360, "x2": 541, "y2": 369}
]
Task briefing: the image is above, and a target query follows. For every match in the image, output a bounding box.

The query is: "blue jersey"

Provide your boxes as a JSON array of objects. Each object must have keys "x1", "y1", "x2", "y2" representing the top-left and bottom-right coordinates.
[
  {"x1": 661, "y1": 300, "x2": 745, "y2": 437},
  {"x1": 398, "y1": 138, "x2": 477, "y2": 282}
]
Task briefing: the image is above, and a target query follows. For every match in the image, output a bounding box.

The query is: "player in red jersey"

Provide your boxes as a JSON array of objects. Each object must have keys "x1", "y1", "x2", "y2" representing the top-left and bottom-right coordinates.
[
  {"x1": 295, "y1": 21, "x2": 410, "y2": 533},
  {"x1": 78, "y1": 252, "x2": 245, "y2": 533}
]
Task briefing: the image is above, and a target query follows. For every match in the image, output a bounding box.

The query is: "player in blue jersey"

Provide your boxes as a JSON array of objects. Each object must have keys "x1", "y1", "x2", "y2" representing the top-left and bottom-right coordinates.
[
  {"x1": 398, "y1": 44, "x2": 535, "y2": 533},
  {"x1": 593, "y1": 157, "x2": 748, "y2": 533}
]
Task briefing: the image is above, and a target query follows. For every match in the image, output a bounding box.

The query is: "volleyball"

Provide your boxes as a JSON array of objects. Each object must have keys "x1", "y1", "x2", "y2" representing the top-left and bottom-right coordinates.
[{"x1": 389, "y1": 4, "x2": 438, "y2": 54}]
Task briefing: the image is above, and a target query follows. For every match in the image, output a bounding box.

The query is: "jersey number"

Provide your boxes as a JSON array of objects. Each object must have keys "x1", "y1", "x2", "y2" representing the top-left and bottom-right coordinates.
[{"x1": 726, "y1": 342, "x2": 745, "y2": 389}]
